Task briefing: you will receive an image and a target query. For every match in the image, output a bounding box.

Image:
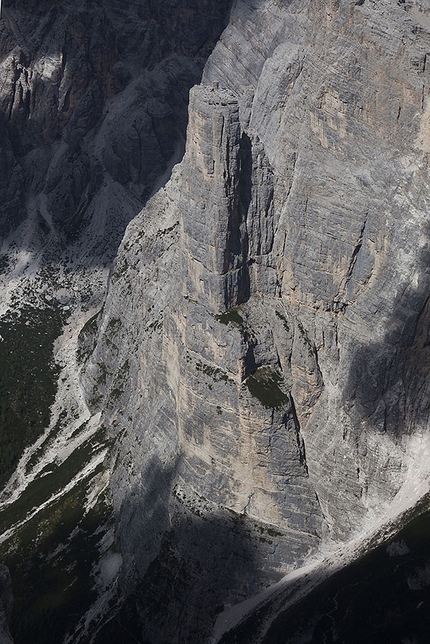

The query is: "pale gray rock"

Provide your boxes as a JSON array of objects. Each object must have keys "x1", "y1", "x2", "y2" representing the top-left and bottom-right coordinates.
[
  {"x1": 83, "y1": 0, "x2": 430, "y2": 641},
  {"x1": 202, "y1": 0, "x2": 430, "y2": 537},
  {"x1": 83, "y1": 84, "x2": 324, "y2": 642}
]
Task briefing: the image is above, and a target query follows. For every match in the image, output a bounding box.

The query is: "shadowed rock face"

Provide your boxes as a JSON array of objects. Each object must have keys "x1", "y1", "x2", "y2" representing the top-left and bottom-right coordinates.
[
  {"x1": 82, "y1": 0, "x2": 430, "y2": 641},
  {"x1": 0, "y1": 0, "x2": 233, "y2": 254},
  {"x1": 222, "y1": 504, "x2": 430, "y2": 644},
  {"x1": 2, "y1": 0, "x2": 429, "y2": 641}
]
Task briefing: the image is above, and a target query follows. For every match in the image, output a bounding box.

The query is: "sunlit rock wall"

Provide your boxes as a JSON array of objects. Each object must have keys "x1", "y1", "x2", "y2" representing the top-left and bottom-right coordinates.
[{"x1": 83, "y1": 0, "x2": 430, "y2": 641}]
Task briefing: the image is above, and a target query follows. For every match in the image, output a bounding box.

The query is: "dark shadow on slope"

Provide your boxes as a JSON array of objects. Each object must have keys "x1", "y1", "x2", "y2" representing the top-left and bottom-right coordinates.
[
  {"x1": 223, "y1": 131, "x2": 253, "y2": 309},
  {"x1": 342, "y1": 239, "x2": 430, "y2": 439},
  {"x1": 3, "y1": 465, "x2": 113, "y2": 644},
  {"x1": 219, "y1": 496, "x2": 430, "y2": 644},
  {"x1": 88, "y1": 454, "x2": 288, "y2": 644},
  {"x1": 236, "y1": 131, "x2": 253, "y2": 305},
  {"x1": 9, "y1": 443, "x2": 427, "y2": 644},
  {"x1": 0, "y1": 0, "x2": 235, "y2": 263},
  {"x1": 0, "y1": 565, "x2": 13, "y2": 644},
  {"x1": 133, "y1": 510, "x2": 262, "y2": 644},
  {"x1": 103, "y1": 478, "x2": 430, "y2": 644}
]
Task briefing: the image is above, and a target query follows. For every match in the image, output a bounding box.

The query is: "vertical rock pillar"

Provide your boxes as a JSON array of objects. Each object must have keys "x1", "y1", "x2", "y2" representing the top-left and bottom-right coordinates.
[{"x1": 180, "y1": 84, "x2": 249, "y2": 312}]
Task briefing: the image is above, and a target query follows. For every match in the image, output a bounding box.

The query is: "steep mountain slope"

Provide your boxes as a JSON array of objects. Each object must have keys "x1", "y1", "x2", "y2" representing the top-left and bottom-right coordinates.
[
  {"x1": 3, "y1": 0, "x2": 430, "y2": 643},
  {"x1": 82, "y1": 0, "x2": 430, "y2": 641},
  {"x1": 0, "y1": 0, "x2": 233, "y2": 280},
  {"x1": 0, "y1": 1, "x2": 233, "y2": 642}
]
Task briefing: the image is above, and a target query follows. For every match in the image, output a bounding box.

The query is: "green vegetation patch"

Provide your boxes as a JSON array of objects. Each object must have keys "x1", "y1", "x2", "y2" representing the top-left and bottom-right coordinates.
[
  {"x1": 246, "y1": 367, "x2": 289, "y2": 409},
  {"x1": 0, "y1": 255, "x2": 10, "y2": 274},
  {"x1": 0, "y1": 307, "x2": 63, "y2": 488},
  {"x1": 106, "y1": 317, "x2": 121, "y2": 332},
  {"x1": 254, "y1": 522, "x2": 284, "y2": 538},
  {"x1": 275, "y1": 309, "x2": 290, "y2": 333},
  {"x1": 107, "y1": 360, "x2": 130, "y2": 404},
  {"x1": 196, "y1": 361, "x2": 231, "y2": 383},
  {"x1": 159, "y1": 221, "x2": 179, "y2": 236},
  {"x1": 0, "y1": 474, "x2": 113, "y2": 644},
  {"x1": 297, "y1": 320, "x2": 314, "y2": 358},
  {"x1": 0, "y1": 425, "x2": 109, "y2": 536},
  {"x1": 216, "y1": 308, "x2": 244, "y2": 329},
  {"x1": 148, "y1": 319, "x2": 163, "y2": 333}
]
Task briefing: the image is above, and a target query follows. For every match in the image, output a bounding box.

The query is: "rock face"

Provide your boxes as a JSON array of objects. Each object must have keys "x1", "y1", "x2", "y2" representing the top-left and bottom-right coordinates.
[
  {"x1": 201, "y1": 0, "x2": 430, "y2": 537},
  {"x1": 84, "y1": 84, "x2": 324, "y2": 643},
  {"x1": 82, "y1": 0, "x2": 430, "y2": 640},
  {"x1": 83, "y1": 0, "x2": 430, "y2": 641},
  {"x1": 0, "y1": 2, "x2": 236, "y2": 643},
  {"x1": 0, "y1": 0, "x2": 233, "y2": 257}
]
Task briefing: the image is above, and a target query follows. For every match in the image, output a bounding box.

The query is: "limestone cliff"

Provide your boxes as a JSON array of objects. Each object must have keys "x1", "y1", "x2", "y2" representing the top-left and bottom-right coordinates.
[
  {"x1": 84, "y1": 0, "x2": 430, "y2": 641},
  {"x1": 1, "y1": 0, "x2": 430, "y2": 642}
]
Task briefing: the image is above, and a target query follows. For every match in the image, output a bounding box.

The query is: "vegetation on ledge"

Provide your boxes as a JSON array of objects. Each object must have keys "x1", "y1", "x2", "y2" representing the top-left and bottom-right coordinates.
[{"x1": 246, "y1": 367, "x2": 289, "y2": 409}]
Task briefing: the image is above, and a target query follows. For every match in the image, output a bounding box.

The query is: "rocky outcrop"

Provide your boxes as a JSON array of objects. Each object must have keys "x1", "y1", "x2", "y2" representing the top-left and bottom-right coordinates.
[
  {"x1": 82, "y1": 0, "x2": 430, "y2": 641},
  {"x1": 0, "y1": 3, "x2": 238, "y2": 643},
  {"x1": 83, "y1": 84, "x2": 325, "y2": 642},
  {"x1": 0, "y1": 0, "x2": 233, "y2": 257}
]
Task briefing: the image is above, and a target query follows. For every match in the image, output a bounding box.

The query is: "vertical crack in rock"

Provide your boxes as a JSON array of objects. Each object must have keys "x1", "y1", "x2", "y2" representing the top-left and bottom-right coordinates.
[
  {"x1": 83, "y1": 76, "x2": 325, "y2": 642},
  {"x1": 332, "y1": 215, "x2": 368, "y2": 312}
]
